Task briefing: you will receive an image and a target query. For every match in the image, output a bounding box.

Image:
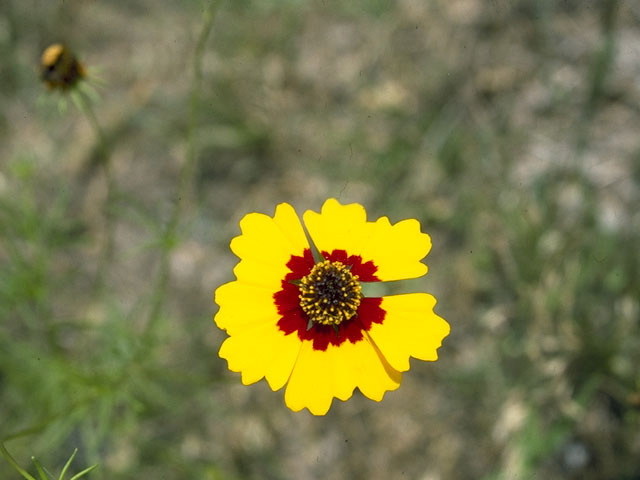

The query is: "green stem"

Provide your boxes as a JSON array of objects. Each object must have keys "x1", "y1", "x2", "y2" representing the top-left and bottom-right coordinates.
[
  {"x1": 76, "y1": 90, "x2": 116, "y2": 295},
  {"x1": 144, "y1": 0, "x2": 223, "y2": 336},
  {"x1": 574, "y1": 0, "x2": 619, "y2": 155},
  {"x1": 0, "y1": 444, "x2": 37, "y2": 480}
]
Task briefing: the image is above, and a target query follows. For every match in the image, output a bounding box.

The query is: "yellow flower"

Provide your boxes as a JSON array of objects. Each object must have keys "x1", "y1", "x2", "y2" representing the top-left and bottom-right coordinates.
[
  {"x1": 40, "y1": 44, "x2": 86, "y2": 90},
  {"x1": 214, "y1": 198, "x2": 450, "y2": 415}
]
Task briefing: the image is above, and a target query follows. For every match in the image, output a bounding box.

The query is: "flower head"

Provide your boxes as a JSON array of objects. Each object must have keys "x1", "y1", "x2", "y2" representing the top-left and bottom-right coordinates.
[
  {"x1": 214, "y1": 198, "x2": 450, "y2": 415},
  {"x1": 40, "y1": 44, "x2": 86, "y2": 90}
]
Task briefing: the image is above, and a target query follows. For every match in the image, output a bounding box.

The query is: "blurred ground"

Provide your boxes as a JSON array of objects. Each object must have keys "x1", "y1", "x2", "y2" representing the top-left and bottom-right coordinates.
[{"x1": 1, "y1": 1, "x2": 639, "y2": 479}]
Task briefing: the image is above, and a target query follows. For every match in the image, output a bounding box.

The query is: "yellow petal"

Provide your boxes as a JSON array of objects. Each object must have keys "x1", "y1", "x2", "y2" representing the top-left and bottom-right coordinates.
[
  {"x1": 284, "y1": 341, "x2": 335, "y2": 415},
  {"x1": 231, "y1": 202, "x2": 308, "y2": 267},
  {"x1": 358, "y1": 217, "x2": 431, "y2": 281},
  {"x1": 284, "y1": 337, "x2": 402, "y2": 415},
  {"x1": 219, "y1": 322, "x2": 301, "y2": 391},
  {"x1": 216, "y1": 202, "x2": 308, "y2": 334},
  {"x1": 303, "y1": 198, "x2": 430, "y2": 281},
  {"x1": 232, "y1": 259, "x2": 287, "y2": 289},
  {"x1": 342, "y1": 334, "x2": 402, "y2": 402},
  {"x1": 214, "y1": 281, "x2": 279, "y2": 335},
  {"x1": 367, "y1": 293, "x2": 450, "y2": 372},
  {"x1": 302, "y1": 198, "x2": 373, "y2": 259}
]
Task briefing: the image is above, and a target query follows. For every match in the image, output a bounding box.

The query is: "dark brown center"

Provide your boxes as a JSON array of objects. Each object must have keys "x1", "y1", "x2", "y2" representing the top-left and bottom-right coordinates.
[{"x1": 298, "y1": 260, "x2": 362, "y2": 327}]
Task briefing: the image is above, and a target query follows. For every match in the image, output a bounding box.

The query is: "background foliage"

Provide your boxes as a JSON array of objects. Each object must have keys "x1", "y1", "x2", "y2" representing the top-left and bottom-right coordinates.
[{"x1": 1, "y1": 0, "x2": 639, "y2": 479}]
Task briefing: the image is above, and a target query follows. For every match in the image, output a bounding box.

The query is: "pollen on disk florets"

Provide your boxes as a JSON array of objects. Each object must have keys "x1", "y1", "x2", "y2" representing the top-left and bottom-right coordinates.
[{"x1": 298, "y1": 260, "x2": 362, "y2": 327}]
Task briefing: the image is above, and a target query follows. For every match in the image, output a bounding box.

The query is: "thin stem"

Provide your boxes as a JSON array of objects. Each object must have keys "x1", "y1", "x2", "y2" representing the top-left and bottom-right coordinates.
[
  {"x1": 76, "y1": 90, "x2": 116, "y2": 295},
  {"x1": 574, "y1": 0, "x2": 620, "y2": 156},
  {"x1": 0, "y1": 443, "x2": 37, "y2": 480},
  {"x1": 144, "y1": 0, "x2": 223, "y2": 335}
]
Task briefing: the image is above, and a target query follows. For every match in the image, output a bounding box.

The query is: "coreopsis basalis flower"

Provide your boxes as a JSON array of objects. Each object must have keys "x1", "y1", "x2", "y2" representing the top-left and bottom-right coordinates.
[
  {"x1": 39, "y1": 43, "x2": 103, "y2": 115},
  {"x1": 40, "y1": 44, "x2": 86, "y2": 90},
  {"x1": 214, "y1": 199, "x2": 450, "y2": 415}
]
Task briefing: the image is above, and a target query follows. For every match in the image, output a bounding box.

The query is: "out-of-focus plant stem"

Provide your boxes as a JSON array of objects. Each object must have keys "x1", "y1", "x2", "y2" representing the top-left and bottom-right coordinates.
[
  {"x1": 76, "y1": 90, "x2": 116, "y2": 295},
  {"x1": 575, "y1": 0, "x2": 620, "y2": 155},
  {"x1": 144, "y1": 0, "x2": 223, "y2": 336}
]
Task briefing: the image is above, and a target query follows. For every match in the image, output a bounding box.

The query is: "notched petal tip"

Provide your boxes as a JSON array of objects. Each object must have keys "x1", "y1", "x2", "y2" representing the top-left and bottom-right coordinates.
[
  {"x1": 218, "y1": 327, "x2": 301, "y2": 391},
  {"x1": 229, "y1": 204, "x2": 308, "y2": 265},
  {"x1": 359, "y1": 216, "x2": 432, "y2": 281},
  {"x1": 368, "y1": 293, "x2": 450, "y2": 372},
  {"x1": 285, "y1": 397, "x2": 334, "y2": 416}
]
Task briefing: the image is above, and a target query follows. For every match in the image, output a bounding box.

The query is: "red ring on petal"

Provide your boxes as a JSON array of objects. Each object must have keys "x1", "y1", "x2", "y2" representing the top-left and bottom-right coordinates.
[
  {"x1": 322, "y1": 249, "x2": 379, "y2": 282},
  {"x1": 274, "y1": 248, "x2": 385, "y2": 351}
]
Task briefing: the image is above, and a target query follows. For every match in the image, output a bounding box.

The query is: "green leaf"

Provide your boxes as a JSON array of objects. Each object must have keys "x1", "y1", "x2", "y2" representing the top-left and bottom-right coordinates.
[
  {"x1": 31, "y1": 457, "x2": 51, "y2": 480},
  {"x1": 68, "y1": 464, "x2": 98, "y2": 480},
  {"x1": 58, "y1": 448, "x2": 77, "y2": 480}
]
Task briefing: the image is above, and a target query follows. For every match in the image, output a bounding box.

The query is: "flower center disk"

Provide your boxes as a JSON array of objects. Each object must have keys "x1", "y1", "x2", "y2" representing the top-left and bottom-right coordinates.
[{"x1": 298, "y1": 260, "x2": 362, "y2": 327}]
